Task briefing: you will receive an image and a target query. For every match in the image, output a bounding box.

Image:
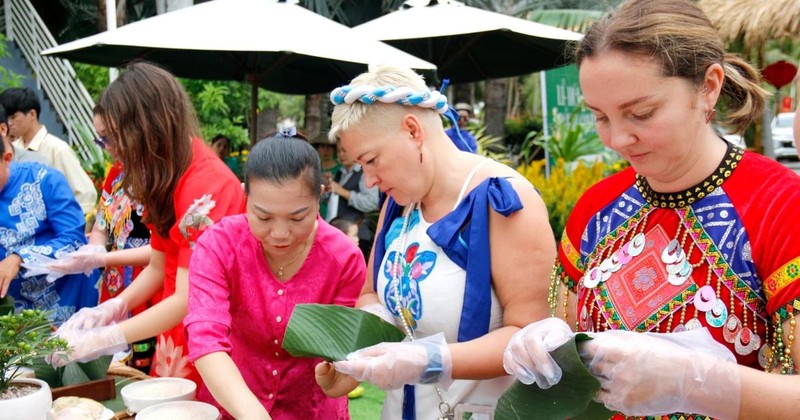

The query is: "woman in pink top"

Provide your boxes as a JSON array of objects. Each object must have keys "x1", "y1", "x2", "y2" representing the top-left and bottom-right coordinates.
[{"x1": 185, "y1": 135, "x2": 366, "y2": 419}]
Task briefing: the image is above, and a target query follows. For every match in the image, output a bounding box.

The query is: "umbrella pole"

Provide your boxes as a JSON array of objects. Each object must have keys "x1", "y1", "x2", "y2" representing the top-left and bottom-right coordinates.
[{"x1": 249, "y1": 73, "x2": 259, "y2": 147}]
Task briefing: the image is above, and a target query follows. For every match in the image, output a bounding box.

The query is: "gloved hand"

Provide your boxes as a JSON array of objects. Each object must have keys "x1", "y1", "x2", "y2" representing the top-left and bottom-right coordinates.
[
  {"x1": 360, "y1": 302, "x2": 396, "y2": 325},
  {"x1": 49, "y1": 244, "x2": 107, "y2": 276},
  {"x1": 57, "y1": 298, "x2": 128, "y2": 332},
  {"x1": 334, "y1": 333, "x2": 452, "y2": 391},
  {"x1": 50, "y1": 324, "x2": 128, "y2": 367},
  {"x1": 503, "y1": 317, "x2": 574, "y2": 389},
  {"x1": 20, "y1": 252, "x2": 63, "y2": 283},
  {"x1": 579, "y1": 328, "x2": 740, "y2": 419}
]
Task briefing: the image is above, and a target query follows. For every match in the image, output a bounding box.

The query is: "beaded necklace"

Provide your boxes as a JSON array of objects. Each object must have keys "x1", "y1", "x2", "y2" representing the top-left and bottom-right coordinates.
[{"x1": 390, "y1": 202, "x2": 453, "y2": 420}]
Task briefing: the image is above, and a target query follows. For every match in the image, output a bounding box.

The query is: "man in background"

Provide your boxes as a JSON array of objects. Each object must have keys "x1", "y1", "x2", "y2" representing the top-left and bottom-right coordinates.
[
  {"x1": 0, "y1": 103, "x2": 46, "y2": 164},
  {"x1": 445, "y1": 102, "x2": 478, "y2": 153},
  {"x1": 0, "y1": 88, "x2": 96, "y2": 215}
]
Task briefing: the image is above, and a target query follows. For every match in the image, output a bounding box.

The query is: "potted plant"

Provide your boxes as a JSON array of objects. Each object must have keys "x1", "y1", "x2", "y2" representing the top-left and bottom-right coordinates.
[{"x1": 0, "y1": 299, "x2": 69, "y2": 420}]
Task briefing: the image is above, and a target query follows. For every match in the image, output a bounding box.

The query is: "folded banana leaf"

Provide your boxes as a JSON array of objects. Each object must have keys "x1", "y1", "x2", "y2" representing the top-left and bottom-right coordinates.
[
  {"x1": 282, "y1": 304, "x2": 406, "y2": 361},
  {"x1": 495, "y1": 334, "x2": 614, "y2": 420},
  {"x1": 0, "y1": 295, "x2": 14, "y2": 315}
]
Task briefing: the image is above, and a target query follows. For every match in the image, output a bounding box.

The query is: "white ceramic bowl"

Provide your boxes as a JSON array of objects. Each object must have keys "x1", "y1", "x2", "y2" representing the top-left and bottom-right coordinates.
[
  {"x1": 136, "y1": 400, "x2": 221, "y2": 420},
  {"x1": 120, "y1": 377, "x2": 196, "y2": 413}
]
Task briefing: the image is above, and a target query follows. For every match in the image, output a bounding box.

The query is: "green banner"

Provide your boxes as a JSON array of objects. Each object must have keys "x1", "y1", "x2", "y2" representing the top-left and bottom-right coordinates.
[{"x1": 541, "y1": 64, "x2": 595, "y2": 137}]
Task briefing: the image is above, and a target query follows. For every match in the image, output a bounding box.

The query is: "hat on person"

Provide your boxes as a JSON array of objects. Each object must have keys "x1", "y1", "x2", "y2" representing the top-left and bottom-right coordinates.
[
  {"x1": 310, "y1": 132, "x2": 335, "y2": 147},
  {"x1": 454, "y1": 102, "x2": 473, "y2": 114}
]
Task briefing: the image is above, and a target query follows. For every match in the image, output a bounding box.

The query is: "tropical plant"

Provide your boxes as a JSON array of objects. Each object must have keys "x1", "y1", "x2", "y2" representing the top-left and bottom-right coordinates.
[
  {"x1": 472, "y1": 125, "x2": 512, "y2": 166},
  {"x1": 73, "y1": 123, "x2": 110, "y2": 195},
  {"x1": 534, "y1": 105, "x2": 605, "y2": 162},
  {"x1": 518, "y1": 158, "x2": 609, "y2": 240},
  {"x1": 0, "y1": 34, "x2": 24, "y2": 89},
  {"x1": 0, "y1": 300, "x2": 69, "y2": 394}
]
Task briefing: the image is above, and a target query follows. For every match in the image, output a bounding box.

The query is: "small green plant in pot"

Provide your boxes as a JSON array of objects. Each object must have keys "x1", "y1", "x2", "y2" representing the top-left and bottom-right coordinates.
[{"x1": 0, "y1": 297, "x2": 69, "y2": 419}]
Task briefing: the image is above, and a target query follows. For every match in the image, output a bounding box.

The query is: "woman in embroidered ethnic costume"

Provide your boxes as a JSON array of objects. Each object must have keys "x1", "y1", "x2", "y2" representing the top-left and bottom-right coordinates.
[
  {"x1": 47, "y1": 109, "x2": 158, "y2": 373},
  {"x1": 503, "y1": 0, "x2": 800, "y2": 418},
  {"x1": 51, "y1": 62, "x2": 246, "y2": 386},
  {"x1": 314, "y1": 66, "x2": 556, "y2": 419}
]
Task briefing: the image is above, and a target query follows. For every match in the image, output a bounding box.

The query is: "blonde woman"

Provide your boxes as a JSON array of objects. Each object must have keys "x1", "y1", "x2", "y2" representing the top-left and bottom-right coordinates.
[{"x1": 315, "y1": 66, "x2": 556, "y2": 419}]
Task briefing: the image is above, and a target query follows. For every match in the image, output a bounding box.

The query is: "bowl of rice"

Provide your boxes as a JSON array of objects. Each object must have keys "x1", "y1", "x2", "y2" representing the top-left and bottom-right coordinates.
[
  {"x1": 136, "y1": 401, "x2": 220, "y2": 420},
  {"x1": 120, "y1": 377, "x2": 196, "y2": 413}
]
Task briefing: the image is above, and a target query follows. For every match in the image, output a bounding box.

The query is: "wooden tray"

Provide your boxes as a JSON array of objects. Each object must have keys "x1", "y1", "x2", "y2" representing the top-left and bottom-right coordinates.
[{"x1": 51, "y1": 376, "x2": 116, "y2": 401}]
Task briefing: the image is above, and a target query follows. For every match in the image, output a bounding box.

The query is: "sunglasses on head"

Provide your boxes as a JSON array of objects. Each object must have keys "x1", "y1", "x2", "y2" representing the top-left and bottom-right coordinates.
[{"x1": 94, "y1": 135, "x2": 107, "y2": 149}]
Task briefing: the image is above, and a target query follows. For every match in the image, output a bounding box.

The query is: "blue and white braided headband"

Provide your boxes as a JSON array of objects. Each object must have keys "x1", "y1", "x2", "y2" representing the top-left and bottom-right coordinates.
[{"x1": 330, "y1": 85, "x2": 449, "y2": 114}]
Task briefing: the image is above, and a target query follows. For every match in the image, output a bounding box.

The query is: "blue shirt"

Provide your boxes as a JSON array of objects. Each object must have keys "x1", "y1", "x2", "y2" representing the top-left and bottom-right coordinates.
[
  {"x1": 0, "y1": 162, "x2": 99, "y2": 324},
  {"x1": 445, "y1": 127, "x2": 478, "y2": 153}
]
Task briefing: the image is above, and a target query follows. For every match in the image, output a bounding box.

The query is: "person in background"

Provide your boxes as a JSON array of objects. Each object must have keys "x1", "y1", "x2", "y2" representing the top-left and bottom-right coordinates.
[
  {"x1": 0, "y1": 87, "x2": 97, "y2": 215},
  {"x1": 330, "y1": 218, "x2": 359, "y2": 248},
  {"x1": 186, "y1": 136, "x2": 365, "y2": 419},
  {"x1": 51, "y1": 62, "x2": 246, "y2": 386},
  {"x1": 311, "y1": 132, "x2": 341, "y2": 219},
  {"x1": 0, "y1": 104, "x2": 46, "y2": 164},
  {"x1": 503, "y1": 1, "x2": 800, "y2": 418},
  {"x1": 445, "y1": 102, "x2": 478, "y2": 153},
  {"x1": 0, "y1": 106, "x2": 98, "y2": 325},
  {"x1": 48, "y1": 107, "x2": 157, "y2": 374},
  {"x1": 210, "y1": 134, "x2": 241, "y2": 178},
  {"x1": 324, "y1": 140, "x2": 380, "y2": 260},
  {"x1": 315, "y1": 65, "x2": 556, "y2": 419}
]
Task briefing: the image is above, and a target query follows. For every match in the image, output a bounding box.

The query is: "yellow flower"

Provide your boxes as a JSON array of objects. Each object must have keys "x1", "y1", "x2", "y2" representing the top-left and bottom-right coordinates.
[{"x1": 517, "y1": 159, "x2": 611, "y2": 239}]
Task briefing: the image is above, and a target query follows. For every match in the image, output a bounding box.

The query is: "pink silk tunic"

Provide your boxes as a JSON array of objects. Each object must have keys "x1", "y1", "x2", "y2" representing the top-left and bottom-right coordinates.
[{"x1": 185, "y1": 214, "x2": 366, "y2": 419}]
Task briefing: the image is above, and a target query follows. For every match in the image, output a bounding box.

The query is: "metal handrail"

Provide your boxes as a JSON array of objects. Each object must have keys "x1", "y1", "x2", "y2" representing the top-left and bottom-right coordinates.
[{"x1": 3, "y1": 0, "x2": 96, "y2": 163}]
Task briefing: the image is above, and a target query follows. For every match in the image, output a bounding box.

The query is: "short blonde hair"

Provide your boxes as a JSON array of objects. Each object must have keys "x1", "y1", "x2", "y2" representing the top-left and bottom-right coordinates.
[{"x1": 329, "y1": 66, "x2": 440, "y2": 141}]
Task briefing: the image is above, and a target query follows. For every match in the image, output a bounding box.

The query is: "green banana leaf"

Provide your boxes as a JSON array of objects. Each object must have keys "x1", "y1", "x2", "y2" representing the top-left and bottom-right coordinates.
[
  {"x1": 0, "y1": 295, "x2": 14, "y2": 315},
  {"x1": 495, "y1": 334, "x2": 614, "y2": 420},
  {"x1": 282, "y1": 304, "x2": 406, "y2": 361},
  {"x1": 32, "y1": 355, "x2": 113, "y2": 387}
]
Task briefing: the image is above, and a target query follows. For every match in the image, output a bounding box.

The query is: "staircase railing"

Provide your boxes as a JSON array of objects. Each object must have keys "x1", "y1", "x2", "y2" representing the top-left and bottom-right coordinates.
[{"x1": 3, "y1": 0, "x2": 96, "y2": 162}]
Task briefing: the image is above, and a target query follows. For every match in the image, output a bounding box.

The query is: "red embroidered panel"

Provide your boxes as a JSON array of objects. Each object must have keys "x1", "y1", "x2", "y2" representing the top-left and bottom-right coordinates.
[{"x1": 600, "y1": 225, "x2": 693, "y2": 330}]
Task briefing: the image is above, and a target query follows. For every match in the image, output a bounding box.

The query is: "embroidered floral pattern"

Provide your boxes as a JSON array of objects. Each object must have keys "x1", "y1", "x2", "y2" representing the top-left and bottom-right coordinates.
[
  {"x1": 383, "y1": 242, "x2": 437, "y2": 330},
  {"x1": 178, "y1": 194, "x2": 217, "y2": 248},
  {"x1": 154, "y1": 335, "x2": 192, "y2": 378},
  {"x1": 765, "y1": 256, "x2": 800, "y2": 300}
]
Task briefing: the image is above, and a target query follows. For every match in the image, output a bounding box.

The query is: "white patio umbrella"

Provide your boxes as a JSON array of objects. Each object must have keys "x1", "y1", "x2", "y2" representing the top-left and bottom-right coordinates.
[
  {"x1": 41, "y1": 0, "x2": 436, "y2": 144},
  {"x1": 353, "y1": 0, "x2": 582, "y2": 84}
]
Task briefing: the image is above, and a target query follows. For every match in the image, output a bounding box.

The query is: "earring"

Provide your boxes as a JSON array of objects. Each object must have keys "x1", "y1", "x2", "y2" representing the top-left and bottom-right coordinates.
[
  {"x1": 419, "y1": 148, "x2": 423, "y2": 163},
  {"x1": 705, "y1": 109, "x2": 716, "y2": 124}
]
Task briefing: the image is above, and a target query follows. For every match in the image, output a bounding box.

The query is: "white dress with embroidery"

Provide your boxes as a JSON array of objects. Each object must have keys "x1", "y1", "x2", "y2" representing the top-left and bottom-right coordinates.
[{"x1": 376, "y1": 159, "x2": 513, "y2": 420}]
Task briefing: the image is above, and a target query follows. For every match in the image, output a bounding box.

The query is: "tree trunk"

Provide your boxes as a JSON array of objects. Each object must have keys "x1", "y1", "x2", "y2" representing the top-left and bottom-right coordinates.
[
  {"x1": 96, "y1": 0, "x2": 127, "y2": 30},
  {"x1": 484, "y1": 78, "x2": 508, "y2": 138},
  {"x1": 451, "y1": 82, "x2": 473, "y2": 106},
  {"x1": 304, "y1": 94, "x2": 324, "y2": 139},
  {"x1": 257, "y1": 107, "x2": 280, "y2": 141}
]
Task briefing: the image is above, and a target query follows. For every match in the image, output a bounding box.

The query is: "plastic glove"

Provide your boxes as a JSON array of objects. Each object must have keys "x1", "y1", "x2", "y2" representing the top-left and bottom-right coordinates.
[
  {"x1": 579, "y1": 328, "x2": 740, "y2": 419},
  {"x1": 20, "y1": 252, "x2": 64, "y2": 283},
  {"x1": 334, "y1": 332, "x2": 452, "y2": 391},
  {"x1": 50, "y1": 324, "x2": 128, "y2": 367},
  {"x1": 503, "y1": 317, "x2": 574, "y2": 388},
  {"x1": 57, "y1": 298, "x2": 128, "y2": 332},
  {"x1": 360, "y1": 303, "x2": 396, "y2": 325},
  {"x1": 49, "y1": 244, "x2": 107, "y2": 276}
]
